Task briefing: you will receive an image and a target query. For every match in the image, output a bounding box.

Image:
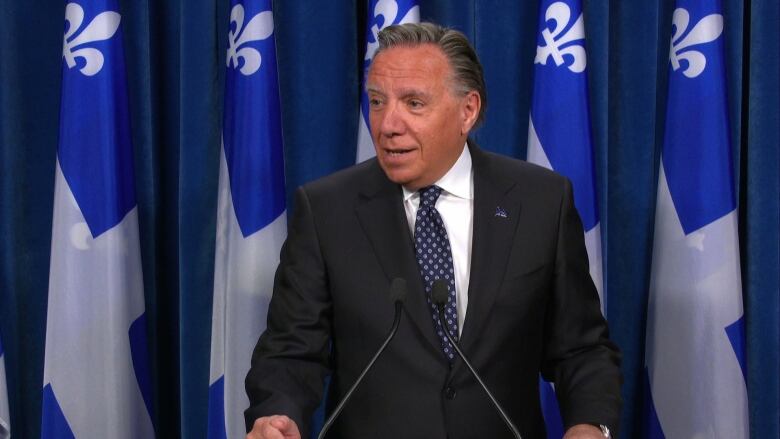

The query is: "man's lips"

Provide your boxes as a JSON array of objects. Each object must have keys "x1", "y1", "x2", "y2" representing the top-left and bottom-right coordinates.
[
  {"x1": 382, "y1": 147, "x2": 415, "y2": 156},
  {"x1": 380, "y1": 147, "x2": 417, "y2": 168}
]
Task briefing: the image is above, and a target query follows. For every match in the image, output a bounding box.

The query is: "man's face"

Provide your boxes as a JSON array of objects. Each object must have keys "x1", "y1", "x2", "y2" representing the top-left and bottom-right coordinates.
[{"x1": 366, "y1": 44, "x2": 480, "y2": 191}]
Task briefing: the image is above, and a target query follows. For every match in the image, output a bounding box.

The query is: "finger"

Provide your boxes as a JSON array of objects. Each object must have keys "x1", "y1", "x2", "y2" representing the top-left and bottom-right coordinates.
[
  {"x1": 260, "y1": 421, "x2": 285, "y2": 439},
  {"x1": 269, "y1": 416, "x2": 300, "y2": 438},
  {"x1": 247, "y1": 417, "x2": 283, "y2": 439},
  {"x1": 246, "y1": 418, "x2": 265, "y2": 439}
]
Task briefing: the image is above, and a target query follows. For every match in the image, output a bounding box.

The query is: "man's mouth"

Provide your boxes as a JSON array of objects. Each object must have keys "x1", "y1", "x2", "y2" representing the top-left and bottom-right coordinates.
[{"x1": 385, "y1": 148, "x2": 414, "y2": 157}]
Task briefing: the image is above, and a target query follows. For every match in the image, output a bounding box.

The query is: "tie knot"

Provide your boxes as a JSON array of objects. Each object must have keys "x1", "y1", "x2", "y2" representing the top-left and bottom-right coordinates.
[{"x1": 419, "y1": 186, "x2": 443, "y2": 208}]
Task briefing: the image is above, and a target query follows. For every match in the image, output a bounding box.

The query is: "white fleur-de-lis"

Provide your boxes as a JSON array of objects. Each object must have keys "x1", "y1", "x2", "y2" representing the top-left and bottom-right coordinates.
[
  {"x1": 62, "y1": 3, "x2": 121, "y2": 76},
  {"x1": 226, "y1": 5, "x2": 274, "y2": 76},
  {"x1": 669, "y1": 8, "x2": 723, "y2": 78},
  {"x1": 365, "y1": 0, "x2": 419, "y2": 62},
  {"x1": 534, "y1": 1, "x2": 587, "y2": 73}
]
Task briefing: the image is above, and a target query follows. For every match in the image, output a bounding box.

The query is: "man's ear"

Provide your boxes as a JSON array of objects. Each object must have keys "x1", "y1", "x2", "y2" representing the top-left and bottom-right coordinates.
[{"x1": 461, "y1": 90, "x2": 481, "y2": 134}]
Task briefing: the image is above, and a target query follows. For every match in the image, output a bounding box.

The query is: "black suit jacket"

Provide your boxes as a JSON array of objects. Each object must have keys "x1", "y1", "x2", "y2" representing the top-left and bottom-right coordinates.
[{"x1": 245, "y1": 144, "x2": 622, "y2": 438}]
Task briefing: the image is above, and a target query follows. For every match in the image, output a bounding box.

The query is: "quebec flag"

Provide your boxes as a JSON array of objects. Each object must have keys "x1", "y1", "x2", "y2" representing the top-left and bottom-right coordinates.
[
  {"x1": 42, "y1": 1, "x2": 154, "y2": 438},
  {"x1": 207, "y1": 1, "x2": 286, "y2": 438},
  {"x1": 527, "y1": 1, "x2": 601, "y2": 437},
  {"x1": 644, "y1": 1, "x2": 749, "y2": 438},
  {"x1": 0, "y1": 334, "x2": 9, "y2": 438},
  {"x1": 355, "y1": 0, "x2": 419, "y2": 162}
]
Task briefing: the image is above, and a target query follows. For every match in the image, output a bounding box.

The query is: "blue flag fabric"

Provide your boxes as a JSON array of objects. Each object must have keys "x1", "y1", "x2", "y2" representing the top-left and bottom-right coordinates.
[
  {"x1": 41, "y1": 1, "x2": 154, "y2": 438},
  {"x1": 355, "y1": 0, "x2": 419, "y2": 163},
  {"x1": 644, "y1": 1, "x2": 748, "y2": 437},
  {"x1": 207, "y1": 1, "x2": 287, "y2": 438},
  {"x1": 527, "y1": 1, "x2": 603, "y2": 437},
  {"x1": 0, "y1": 334, "x2": 9, "y2": 438}
]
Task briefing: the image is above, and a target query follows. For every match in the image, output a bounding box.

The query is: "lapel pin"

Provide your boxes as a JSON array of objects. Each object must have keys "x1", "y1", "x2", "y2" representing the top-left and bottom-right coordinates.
[{"x1": 494, "y1": 206, "x2": 508, "y2": 218}]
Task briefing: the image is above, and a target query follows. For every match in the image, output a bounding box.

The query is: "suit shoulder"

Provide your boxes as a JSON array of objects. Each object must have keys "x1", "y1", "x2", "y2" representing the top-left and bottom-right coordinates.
[{"x1": 299, "y1": 158, "x2": 382, "y2": 199}]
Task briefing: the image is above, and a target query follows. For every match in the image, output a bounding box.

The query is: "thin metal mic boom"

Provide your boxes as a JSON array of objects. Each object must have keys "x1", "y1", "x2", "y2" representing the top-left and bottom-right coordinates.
[{"x1": 432, "y1": 279, "x2": 522, "y2": 439}]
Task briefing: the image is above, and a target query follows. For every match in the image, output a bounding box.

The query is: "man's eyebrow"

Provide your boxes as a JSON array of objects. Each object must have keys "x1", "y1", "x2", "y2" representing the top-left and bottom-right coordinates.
[
  {"x1": 365, "y1": 85, "x2": 385, "y2": 95},
  {"x1": 397, "y1": 88, "x2": 431, "y2": 100},
  {"x1": 364, "y1": 86, "x2": 432, "y2": 100}
]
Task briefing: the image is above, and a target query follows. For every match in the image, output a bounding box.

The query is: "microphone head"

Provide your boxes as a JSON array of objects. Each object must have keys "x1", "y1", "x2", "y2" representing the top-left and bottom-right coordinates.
[
  {"x1": 389, "y1": 278, "x2": 407, "y2": 304},
  {"x1": 431, "y1": 279, "x2": 449, "y2": 307}
]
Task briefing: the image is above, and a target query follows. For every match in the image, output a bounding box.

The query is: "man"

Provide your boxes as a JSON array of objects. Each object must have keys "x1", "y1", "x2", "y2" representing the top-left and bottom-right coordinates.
[{"x1": 246, "y1": 23, "x2": 621, "y2": 439}]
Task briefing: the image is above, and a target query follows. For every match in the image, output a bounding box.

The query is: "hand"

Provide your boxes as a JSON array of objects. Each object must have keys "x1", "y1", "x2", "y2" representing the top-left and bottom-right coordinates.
[
  {"x1": 563, "y1": 423, "x2": 607, "y2": 439},
  {"x1": 246, "y1": 415, "x2": 301, "y2": 439}
]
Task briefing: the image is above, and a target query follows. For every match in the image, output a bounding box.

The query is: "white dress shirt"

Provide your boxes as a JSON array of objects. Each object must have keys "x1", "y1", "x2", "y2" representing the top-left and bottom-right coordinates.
[{"x1": 402, "y1": 145, "x2": 473, "y2": 335}]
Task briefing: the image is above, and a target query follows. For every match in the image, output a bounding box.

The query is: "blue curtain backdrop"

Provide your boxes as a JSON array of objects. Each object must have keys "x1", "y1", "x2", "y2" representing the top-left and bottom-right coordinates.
[{"x1": 0, "y1": 1, "x2": 777, "y2": 438}]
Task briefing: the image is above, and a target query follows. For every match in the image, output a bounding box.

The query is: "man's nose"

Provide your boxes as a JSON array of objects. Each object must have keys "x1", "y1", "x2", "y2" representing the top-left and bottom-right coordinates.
[{"x1": 377, "y1": 101, "x2": 405, "y2": 137}]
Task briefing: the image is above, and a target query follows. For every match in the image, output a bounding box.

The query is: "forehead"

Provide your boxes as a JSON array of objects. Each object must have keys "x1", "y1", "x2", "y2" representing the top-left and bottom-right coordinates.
[{"x1": 367, "y1": 44, "x2": 452, "y2": 89}]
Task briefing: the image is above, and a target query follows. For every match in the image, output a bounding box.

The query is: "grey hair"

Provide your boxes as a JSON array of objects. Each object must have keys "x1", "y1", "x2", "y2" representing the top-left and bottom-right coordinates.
[{"x1": 375, "y1": 22, "x2": 487, "y2": 126}]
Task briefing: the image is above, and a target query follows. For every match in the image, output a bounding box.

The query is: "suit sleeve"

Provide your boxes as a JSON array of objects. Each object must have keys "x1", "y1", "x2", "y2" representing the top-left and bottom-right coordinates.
[
  {"x1": 540, "y1": 178, "x2": 623, "y2": 435},
  {"x1": 244, "y1": 186, "x2": 332, "y2": 437}
]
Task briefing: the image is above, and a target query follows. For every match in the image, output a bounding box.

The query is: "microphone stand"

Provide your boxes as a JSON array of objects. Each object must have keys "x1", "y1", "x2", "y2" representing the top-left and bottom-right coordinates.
[
  {"x1": 317, "y1": 280, "x2": 406, "y2": 439},
  {"x1": 433, "y1": 280, "x2": 522, "y2": 439}
]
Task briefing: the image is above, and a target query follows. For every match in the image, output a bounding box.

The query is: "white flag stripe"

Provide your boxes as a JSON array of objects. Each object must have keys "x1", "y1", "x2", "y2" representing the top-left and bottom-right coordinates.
[
  {"x1": 646, "y1": 165, "x2": 748, "y2": 438},
  {"x1": 44, "y1": 161, "x2": 153, "y2": 438},
  {"x1": 526, "y1": 118, "x2": 553, "y2": 170},
  {"x1": 0, "y1": 346, "x2": 9, "y2": 439},
  {"x1": 209, "y1": 147, "x2": 286, "y2": 439},
  {"x1": 356, "y1": 113, "x2": 374, "y2": 163}
]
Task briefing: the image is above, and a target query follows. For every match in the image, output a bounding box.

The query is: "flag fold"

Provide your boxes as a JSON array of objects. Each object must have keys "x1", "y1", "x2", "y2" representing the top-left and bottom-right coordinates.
[
  {"x1": 528, "y1": 1, "x2": 602, "y2": 437},
  {"x1": 207, "y1": 1, "x2": 287, "y2": 438},
  {"x1": 644, "y1": 1, "x2": 748, "y2": 438},
  {"x1": 42, "y1": 1, "x2": 154, "y2": 438}
]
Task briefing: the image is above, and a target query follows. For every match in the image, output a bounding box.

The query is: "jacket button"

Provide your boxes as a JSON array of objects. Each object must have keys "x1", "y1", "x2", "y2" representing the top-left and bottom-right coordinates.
[{"x1": 444, "y1": 386, "x2": 457, "y2": 399}]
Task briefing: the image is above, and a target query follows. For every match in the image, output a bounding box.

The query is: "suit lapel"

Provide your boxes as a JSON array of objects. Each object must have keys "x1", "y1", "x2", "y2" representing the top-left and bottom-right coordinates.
[
  {"x1": 354, "y1": 164, "x2": 443, "y2": 356},
  {"x1": 458, "y1": 147, "x2": 522, "y2": 355},
  {"x1": 353, "y1": 148, "x2": 524, "y2": 365}
]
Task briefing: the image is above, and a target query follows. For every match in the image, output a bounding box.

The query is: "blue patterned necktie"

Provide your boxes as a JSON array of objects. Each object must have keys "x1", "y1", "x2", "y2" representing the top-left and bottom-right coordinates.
[{"x1": 414, "y1": 185, "x2": 459, "y2": 362}]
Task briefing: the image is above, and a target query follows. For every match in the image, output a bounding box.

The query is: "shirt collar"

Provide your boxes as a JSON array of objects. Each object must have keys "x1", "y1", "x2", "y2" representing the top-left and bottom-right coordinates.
[{"x1": 402, "y1": 143, "x2": 473, "y2": 201}]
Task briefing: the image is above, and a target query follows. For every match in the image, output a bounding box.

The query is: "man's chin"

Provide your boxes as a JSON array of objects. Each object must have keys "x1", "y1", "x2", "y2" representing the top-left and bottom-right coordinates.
[
  {"x1": 385, "y1": 173, "x2": 412, "y2": 186},
  {"x1": 380, "y1": 167, "x2": 418, "y2": 189}
]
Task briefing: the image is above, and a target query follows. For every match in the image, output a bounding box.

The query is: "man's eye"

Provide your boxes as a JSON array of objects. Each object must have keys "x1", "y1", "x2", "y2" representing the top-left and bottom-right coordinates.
[
  {"x1": 369, "y1": 98, "x2": 383, "y2": 107},
  {"x1": 409, "y1": 100, "x2": 424, "y2": 109}
]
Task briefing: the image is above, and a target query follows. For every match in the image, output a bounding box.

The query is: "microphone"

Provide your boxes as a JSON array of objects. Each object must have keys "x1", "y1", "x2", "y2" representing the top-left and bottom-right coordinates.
[
  {"x1": 432, "y1": 280, "x2": 522, "y2": 439},
  {"x1": 317, "y1": 278, "x2": 407, "y2": 439}
]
